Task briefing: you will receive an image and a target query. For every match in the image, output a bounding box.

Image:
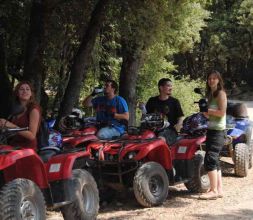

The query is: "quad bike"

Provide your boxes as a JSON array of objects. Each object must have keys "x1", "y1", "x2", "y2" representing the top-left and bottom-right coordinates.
[
  {"x1": 0, "y1": 123, "x2": 99, "y2": 219},
  {"x1": 222, "y1": 102, "x2": 253, "y2": 177},
  {"x1": 86, "y1": 103, "x2": 209, "y2": 208},
  {"x1": 57, "y1": 110, "x2": 98, "y2": 150}
]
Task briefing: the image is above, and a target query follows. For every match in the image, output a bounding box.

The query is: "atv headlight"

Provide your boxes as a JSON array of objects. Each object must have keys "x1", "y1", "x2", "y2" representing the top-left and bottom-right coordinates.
[
  {"x1": 125, "y1": 151, "x2": 138, "y2": 160},
  {"x1": 90, "y1": 148, "x2": 99, "y2": 159},
  {"x1": 128, "y1": 152, "x2": 136, "y2": 159},
  {"x1": 95, "y1": 151, "x2": 99, "y2": 158}
]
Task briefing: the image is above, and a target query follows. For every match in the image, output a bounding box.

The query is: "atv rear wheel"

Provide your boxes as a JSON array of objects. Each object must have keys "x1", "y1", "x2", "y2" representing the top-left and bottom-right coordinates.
[
  {"x1": 0, "y1": 178, "x2": 46, "y2": 220},
  {"x1": 245, "y1": 127, "x2": 252, "y2": 169},
  {"x1": 249, "y1": 145, "x2": 253, "y2": 169},
  {"x1": 234, "y1": 143, "x2": 249, "y2": 177},
  {"x1": 184, "y1": 151, "x2": 209, "y2": 193},
  {"x1": 133, "y1": 162, "x2": 169, "y2": 207},
  {"x1": 60, "y1": 169, "x2": 99, "y2": 220}
]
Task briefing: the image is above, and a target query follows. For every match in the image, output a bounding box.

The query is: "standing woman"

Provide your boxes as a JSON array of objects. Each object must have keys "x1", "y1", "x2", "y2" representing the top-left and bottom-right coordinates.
[
  {"x1": 200, "y1": 70, "x2": 227, "y2": 200},
  {"x1": 0, "y1": 81, "x2": 41, "y2": 150}
]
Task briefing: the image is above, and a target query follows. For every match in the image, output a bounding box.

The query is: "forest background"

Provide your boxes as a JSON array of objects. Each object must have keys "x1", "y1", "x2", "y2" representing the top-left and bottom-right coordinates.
[{"x1": 1, "y1": 0, "x2": 253, "y2": 125}]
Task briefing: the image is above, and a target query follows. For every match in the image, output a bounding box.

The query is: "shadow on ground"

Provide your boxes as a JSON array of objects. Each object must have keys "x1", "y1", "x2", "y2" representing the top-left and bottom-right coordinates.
[
  {"x1": 99, "y1": 186, "x2": 194, "y2": 215},
  {"x1": 192, "y1": 209, "x2": 253, "y2": 220}
]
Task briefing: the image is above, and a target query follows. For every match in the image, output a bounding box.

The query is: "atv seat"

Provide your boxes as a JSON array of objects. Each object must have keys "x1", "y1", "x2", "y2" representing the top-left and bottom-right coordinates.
[
  {"x1": 227, "y1": 102, "x2": 248, "y2": 119},
  {"x1": 39, "y1": 149, "x2": 58, "y2": 162}
]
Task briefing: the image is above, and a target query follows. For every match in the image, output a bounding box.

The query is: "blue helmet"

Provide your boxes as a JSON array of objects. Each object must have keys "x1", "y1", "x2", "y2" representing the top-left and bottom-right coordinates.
[{"x1": 182, "y1": 113, "x2": 208, "y2": 136}]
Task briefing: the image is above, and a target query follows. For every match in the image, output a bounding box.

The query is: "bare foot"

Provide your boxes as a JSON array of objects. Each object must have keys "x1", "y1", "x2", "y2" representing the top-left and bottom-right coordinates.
[{"x1": 199, "y1": 191, "x2": 218, "y2": 200}]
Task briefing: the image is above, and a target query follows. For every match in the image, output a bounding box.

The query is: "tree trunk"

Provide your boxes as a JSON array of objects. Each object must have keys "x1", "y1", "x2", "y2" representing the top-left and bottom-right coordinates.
[
  {"x1": 23, "y1": 0, "x2": 50, "y2": 103},
  {"x1": 0, "y1": 19, "x2": 13, "y2": 118},
  {"x1": 52, "y1": 65, "x2": 70, "y2": 112},
  {"x1": 119, "y1": 46, "x2": 143, "y2": 126},
  {"x1": 57, "y1": 0, "x2": 111, "y2": 120}
]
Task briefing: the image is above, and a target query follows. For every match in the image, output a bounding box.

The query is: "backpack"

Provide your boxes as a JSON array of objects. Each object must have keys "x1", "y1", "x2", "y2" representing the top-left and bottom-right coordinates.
[
  {"x1": 38, "y1": 118, "x2": 63, "y2": 152},
  {"x1": 37, "y1": 119, "x2": 50, "y2": 150}
]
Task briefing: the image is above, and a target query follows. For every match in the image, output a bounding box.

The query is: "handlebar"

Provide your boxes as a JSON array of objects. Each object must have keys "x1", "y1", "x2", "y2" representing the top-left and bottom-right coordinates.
[
  {"x1": 1, "y1": 127, "x2": 29, "y2": 133},
  {"x1": 0, "y1": 127, "x2": 29, "y2": 145}
]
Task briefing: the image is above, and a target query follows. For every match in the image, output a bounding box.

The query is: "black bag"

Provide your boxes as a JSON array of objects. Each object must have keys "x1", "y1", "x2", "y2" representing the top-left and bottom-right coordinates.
[{"x1": 37, "y1": 119, "x2": 50, "y2": 150}]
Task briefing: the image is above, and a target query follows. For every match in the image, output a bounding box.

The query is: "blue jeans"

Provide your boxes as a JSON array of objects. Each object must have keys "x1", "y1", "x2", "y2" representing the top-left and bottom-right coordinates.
[{"x1": 97, "y1": 126, "x2": 121, "y2": 140}]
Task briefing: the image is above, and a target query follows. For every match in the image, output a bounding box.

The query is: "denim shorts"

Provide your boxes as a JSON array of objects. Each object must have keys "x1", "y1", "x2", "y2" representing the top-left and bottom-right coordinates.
[
  {"x1": 96, "y1": 126, "x2": 121, "y2": 140},
  {"x1": 204, "y1": 129, "x2": 225, "y2": 171}
]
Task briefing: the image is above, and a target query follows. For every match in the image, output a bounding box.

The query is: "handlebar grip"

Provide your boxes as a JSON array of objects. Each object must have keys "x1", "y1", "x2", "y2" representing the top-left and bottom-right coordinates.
[
  {"x1": 194, "y1": 101, "x2": 199, "y2": 104},
  {"x1": 7, "y1": 127, "x2": 29, "y2": 132}
]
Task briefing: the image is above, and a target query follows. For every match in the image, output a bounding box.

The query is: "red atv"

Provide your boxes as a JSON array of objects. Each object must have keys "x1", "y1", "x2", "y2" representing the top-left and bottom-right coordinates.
[
  {"x1": 0, "y1": 126, "x2": 99, "y2": 220},
  {"x1": 86, "y1": 113, "x2": 209, "y2": 207},
  {"x1": 59, "y1": 114, "x2": 98, "y2": 150}
]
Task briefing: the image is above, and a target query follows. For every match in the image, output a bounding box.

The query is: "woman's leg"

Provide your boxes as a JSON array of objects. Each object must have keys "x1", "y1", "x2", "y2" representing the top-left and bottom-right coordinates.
[
  {"x1": 217, "y1": 169, "x2": 223, "y2": 196},
  {"x1": 199, "y1": 169, "x2": 218, "y2": 199},
  {"x1": 207, "y1": 170, "x2": 218, "y2": 193}
]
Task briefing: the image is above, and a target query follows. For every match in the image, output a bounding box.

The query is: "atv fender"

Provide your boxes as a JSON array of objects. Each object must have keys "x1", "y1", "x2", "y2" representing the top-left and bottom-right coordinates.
[
  {"x1": 63, "y1": 134, "x2": 97, "y2": 148},
  {"x1": 130, "y1": 139, "x2": 173, "y2": 170},
  {"x1": 0, "y1": 148, "x2": 49, "y2": 188},
  {"x1": 227, "y1": 128, "x2": 244, "y2": 138},
  {"x1": 171, "y1": 136, "x2": 206, "y2": 160},
  {"x1": 45, "y1": 151, "x2": 90, "y2": 181}
]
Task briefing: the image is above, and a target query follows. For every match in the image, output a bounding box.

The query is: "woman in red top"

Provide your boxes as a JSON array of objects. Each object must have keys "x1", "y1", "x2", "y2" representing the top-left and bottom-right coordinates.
[{"x1": 0, "y1": 81, "x2": 40, "y2": 150}]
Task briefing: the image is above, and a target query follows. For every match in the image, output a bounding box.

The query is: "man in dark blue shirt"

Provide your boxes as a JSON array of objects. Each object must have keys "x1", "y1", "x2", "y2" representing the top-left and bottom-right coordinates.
[{"x1": 83, "y1": 80, "x2": 129, "y2": 139}]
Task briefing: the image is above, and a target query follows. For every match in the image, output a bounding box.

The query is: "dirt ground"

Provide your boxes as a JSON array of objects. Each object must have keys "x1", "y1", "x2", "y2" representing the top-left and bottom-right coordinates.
[{"x1": 47, "y1": 96, "x2": 253, "y2": 220}]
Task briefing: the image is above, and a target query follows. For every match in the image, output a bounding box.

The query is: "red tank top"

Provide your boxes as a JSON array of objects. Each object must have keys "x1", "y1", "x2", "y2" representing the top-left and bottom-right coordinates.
[{"x1": 9, "y1": 105, "x2": 41, "y2": 150}]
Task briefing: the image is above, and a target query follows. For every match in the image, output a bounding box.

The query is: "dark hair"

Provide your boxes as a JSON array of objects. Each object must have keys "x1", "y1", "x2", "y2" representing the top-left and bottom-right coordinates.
[
  {"x1": 14, "y1": 81, "x2": 37, "y2": 109},
  {"x1": 206, "y1": 70, "x2": 225, "y2": 99},
  {"x1": 106, "y1": 79, "x2": 118, "y2": 93},
  {"x1": 158, "y1": 78, "x2": 172, "y2": 87}
]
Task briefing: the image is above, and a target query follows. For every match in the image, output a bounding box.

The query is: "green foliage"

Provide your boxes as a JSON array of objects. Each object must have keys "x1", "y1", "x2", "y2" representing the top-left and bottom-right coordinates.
[
  {"x1": 172, "y1": 77, "x2": 205, "y2": 116},
  {"x1": 118, "y1": 0, "x2": 169, "y2": 56},
  {"x1": 5, "y1": 0, "x2": 251, "y2": 120},
  {"x1": 165, "y1": 1, "x2": 210, "y2": 53},
  {"x1": 238, "y1": 0, "x2": 253, "y2": 35},
  {"x1": 137, "y1": 72, "x2": 204, "y2": 117}
]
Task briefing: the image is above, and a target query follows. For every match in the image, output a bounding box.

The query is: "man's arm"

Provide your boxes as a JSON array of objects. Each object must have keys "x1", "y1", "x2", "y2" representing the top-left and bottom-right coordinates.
[
  {"x1": 115, "y1": 112, "x2": 129, "y2": 121},
  {"x1": 82, "y1": 87, "x2": 103, "y2": 107},
  {"x1": 174, "y1": 116, "x2": 184, "y2": 132},
  {"x1": 116, "y1": 97, "x2": 129, "y2": 121},
  {"x1": 174, "y1": 99, "x2": 184, "y2": 132},
  {"x1": 145, "y1": 97, "x2": 153, "y2": 113},
  {"x1": 82, "y1": 95, "x2": 93, "y2": 107}
]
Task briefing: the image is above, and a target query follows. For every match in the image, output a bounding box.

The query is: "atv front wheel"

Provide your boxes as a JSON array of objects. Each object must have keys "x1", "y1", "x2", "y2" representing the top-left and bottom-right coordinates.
[
  {"x1": 0, "y1": 178, "x2": 46, "y2": 220},
  {"x1": 133, "y1": 162, "x2": 169, "y2": 207},
  {"x1": 60, "y1": 169, "x2": 99, "y2": 220},
  {"x1": 184, "y1": 151, "x2": 209, "y2": 193},
  {"x1": 234, "y1": 143, "x2": 249, "y2": 177}
]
